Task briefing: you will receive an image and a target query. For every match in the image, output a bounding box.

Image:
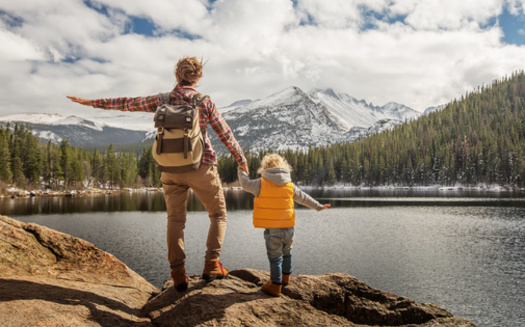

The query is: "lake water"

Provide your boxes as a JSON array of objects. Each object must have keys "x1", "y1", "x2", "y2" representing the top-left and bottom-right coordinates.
[{"x1": 2, "y1": 188, "x2": 524, "y2": 327}]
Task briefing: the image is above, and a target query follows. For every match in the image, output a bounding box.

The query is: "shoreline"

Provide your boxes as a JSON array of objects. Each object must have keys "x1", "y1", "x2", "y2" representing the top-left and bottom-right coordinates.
[{"x1": 3, "y1": 183, "x2": 525, "y2": 200}]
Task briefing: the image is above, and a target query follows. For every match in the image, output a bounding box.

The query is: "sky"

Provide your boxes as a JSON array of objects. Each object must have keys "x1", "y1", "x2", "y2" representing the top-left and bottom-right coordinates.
[{"x1": 1, "y1": 0, "x2": 525, "y2": 118}]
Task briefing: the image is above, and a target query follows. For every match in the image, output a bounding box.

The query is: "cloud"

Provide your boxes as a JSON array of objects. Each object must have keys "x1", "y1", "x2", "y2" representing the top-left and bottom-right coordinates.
[
  {"x1": 0, "y1": 0, "x2": 525, "y2": 119},
  {"x1": 0, "y1": 29, "x2": 46, "y2": 61},
  {"x1": 392, "y1": 0, "x2": 502, "y2": 30}
]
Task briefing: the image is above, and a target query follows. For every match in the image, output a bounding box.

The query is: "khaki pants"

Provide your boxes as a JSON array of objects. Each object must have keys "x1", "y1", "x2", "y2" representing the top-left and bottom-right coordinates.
[{"x1": 161, "y1": 164, "x2": 227, "y2": 270}]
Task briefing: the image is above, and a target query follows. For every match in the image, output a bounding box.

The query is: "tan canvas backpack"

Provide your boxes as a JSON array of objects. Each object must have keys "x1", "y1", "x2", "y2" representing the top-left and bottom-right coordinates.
[{"x1": 152, "y1": 92, "x2": 208, "y2": 173}]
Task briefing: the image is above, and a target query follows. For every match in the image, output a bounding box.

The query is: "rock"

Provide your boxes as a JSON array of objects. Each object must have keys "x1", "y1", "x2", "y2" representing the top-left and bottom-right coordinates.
[
  {"x1": 1, "y1": 215, "x2": 477, "y2": 326},
  {"x1": 0, "y1": 215, "x2": 158, "y2": 326},
  {"x1": 143, "y1": 269, "x2": 477, "y2": 327}
]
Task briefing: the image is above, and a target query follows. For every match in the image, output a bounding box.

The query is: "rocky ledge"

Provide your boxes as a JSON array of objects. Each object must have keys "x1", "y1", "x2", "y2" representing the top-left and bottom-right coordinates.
[{"x1": 0, "y1": 215, "x2": 477, "y2": 327}]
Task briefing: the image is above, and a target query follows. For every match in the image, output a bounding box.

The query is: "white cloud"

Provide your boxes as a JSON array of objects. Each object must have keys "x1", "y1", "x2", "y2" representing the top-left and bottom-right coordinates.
[
  {"x1": 0, "y1": 29, "x2": 46, "y2": 61},
  {"x1": 391, "y1": 0, "x2": 502, "y2": 30},
  {"x1": 0, "y1": 0, "x2": 524, "y2": 119},
  {"x1": 295, "y1": 0, "x2": 363, "y2": 28}
]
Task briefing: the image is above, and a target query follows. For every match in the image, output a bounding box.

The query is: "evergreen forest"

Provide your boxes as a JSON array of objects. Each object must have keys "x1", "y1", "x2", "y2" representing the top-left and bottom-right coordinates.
[
  {"x1": 0, "y1": 124, "x2": 161, "y2": 192},
  {"x1": 1, "y1": 70, "x2": 525, "y2": 192}
]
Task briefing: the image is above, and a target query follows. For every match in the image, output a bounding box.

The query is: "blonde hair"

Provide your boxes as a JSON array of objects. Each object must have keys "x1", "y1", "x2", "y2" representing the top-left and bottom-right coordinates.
[
  {"x1": 175, "y1": 57, "x2": 203, "y2": 86},
  {"x1": 257, "y1": 153, "x2": 292, "y2": 174}
]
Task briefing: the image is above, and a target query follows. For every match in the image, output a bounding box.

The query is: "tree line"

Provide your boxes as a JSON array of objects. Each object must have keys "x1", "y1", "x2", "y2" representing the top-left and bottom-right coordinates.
[
  {"x1": 1, "y1": 70, "x2": 525, "y2": 191},
  {"x1": 0, "y1": 123, "x2": 161, "y2": 192}
]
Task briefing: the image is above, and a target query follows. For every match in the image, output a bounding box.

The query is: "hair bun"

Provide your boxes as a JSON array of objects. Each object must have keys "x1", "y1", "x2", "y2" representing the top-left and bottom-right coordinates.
[{"x1": 176, "y1": 57, "x2": 203, "y2": 85}]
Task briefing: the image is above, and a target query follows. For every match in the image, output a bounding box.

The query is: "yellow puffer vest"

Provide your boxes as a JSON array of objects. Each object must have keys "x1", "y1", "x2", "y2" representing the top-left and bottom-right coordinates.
[{"x1": 253, "y1": 178, "x2": 295, "y2": 228}]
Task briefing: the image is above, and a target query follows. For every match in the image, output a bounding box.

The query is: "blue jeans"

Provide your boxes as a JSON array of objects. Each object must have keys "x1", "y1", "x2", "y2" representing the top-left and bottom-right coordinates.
[{"x1": 264, "y1": 227, "x2": 294, "y2": 284}]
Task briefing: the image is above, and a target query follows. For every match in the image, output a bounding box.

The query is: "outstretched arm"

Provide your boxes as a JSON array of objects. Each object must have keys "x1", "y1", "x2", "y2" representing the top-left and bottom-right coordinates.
[
  {"x1": 293, "y1": 187, "x2": 331, "y2": 211},
  {"x1": 67, "y1": 95, "x2": 160, "y2": 113}
]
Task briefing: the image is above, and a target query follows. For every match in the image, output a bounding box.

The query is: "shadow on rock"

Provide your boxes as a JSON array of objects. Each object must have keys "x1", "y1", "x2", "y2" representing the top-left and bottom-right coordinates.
[{"x1": 0, "y1": 278, "x2": 151, "y2": 326}]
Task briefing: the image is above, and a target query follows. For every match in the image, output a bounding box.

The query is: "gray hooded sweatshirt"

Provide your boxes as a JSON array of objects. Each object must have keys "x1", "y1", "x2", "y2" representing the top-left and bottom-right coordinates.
[{"x1": 237, "y1": 167, "x2": 324, "y2": 211}]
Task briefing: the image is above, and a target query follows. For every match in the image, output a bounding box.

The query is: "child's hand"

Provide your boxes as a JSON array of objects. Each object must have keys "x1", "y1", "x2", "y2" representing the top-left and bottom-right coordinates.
[{"x1": 320, "y1": 203, "x2": 331, "y2": 210}]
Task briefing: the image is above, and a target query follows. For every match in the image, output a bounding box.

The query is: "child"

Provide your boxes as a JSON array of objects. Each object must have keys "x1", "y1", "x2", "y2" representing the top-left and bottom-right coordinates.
[{"x1": 237, "y1": 153, "x2": 331, "y2": 296}]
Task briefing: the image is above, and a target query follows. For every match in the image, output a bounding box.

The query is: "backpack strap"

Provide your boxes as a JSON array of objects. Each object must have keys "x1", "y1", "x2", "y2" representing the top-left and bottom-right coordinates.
[
  {"x1": 190, "y1": 93, "x2": 209, "y2": 106},
  {"x1": 158, "y1": 92, "x2": 171, "y2": 105}
]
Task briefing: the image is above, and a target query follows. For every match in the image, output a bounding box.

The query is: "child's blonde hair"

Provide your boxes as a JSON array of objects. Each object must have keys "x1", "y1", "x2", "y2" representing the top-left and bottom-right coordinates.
[{"x1": 257, "y1": 153, "x2": 292, "y2": 174}]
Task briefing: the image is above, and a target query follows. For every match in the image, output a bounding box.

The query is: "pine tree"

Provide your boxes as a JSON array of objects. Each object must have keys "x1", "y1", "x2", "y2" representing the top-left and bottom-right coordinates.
[
  {"x1": 10, "y1": 125, "x2": 26, "y2": 187},
  {"x1": 0, "y1": 127, "x2": 13, "y2": 184},
  {"x1": 22, "y1": 128, "x2": 42, "y2": 186},
  {"x1": 69, "y1": 149, "x2": 85, "y2": 188},
  {"x1": 59, "y1": 140, "x2": 71, "y2": 187}
]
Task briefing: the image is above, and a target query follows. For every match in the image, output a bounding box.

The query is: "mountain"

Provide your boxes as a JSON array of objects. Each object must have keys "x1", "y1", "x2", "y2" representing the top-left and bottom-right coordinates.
[
  {"x1": 0, "y1": 113, "x2": 154, "y2": 148},
  {"x1": 219, "y1": 99, "x2": 254, "y2": 113},
  {"x1": 211, "y1": 87, "x2": 347, "y2": 153},
  {"x1": 210, "y1": 87, "x2": 421, "y2": 153},
  {"x1": 0, "y1": 87, "x2": 422, "y2": 152},
  {"x1": 307, "y1": 88, "x2": 420, "y2": 130}
]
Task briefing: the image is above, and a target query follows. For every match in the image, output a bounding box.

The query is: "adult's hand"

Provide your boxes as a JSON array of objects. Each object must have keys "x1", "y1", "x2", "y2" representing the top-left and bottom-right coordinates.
[
  {"x1": 320, "y1": 203, "x2": 331, "y2": 210},
  {"x1": 239, "y1": 162, "x2": 249, "y2": 175},
  {"x1": 66, "y1": 96, "x2": 93, "y2": 107}
]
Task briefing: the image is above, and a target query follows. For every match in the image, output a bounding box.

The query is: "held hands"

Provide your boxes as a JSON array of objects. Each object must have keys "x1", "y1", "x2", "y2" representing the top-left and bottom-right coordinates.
[
  {"x1": 239, "y1": 162, "x2": 249, "y2": 175},
  {"x1": 66, "y1": 96, "x2": 93, "y2": 107}
]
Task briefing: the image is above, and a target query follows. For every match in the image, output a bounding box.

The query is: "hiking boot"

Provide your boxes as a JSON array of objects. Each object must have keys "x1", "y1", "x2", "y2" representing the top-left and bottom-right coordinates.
[
  {"x1": 262, "y1": 281, "x2": 282, "y2": 297},
  {"x1": 171, "y1": 267, "x2": 189, "y2": 292},
  {"x1": 282, "y1": 273, "x2": 291, "y2": 287},
  {"x1": 202, "y1": 259, "x2": 229, "y2": 282}
]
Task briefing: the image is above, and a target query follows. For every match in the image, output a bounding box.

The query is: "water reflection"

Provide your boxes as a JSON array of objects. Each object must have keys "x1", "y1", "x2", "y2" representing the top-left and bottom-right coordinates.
[
  {"x1": 0, "y1": 191, "x2": 166, "y2": 215},
  {"x1": 2, "y1": 188, "x2": 525, "y2": 216},
  {"x1": 0, "y1": 189, "x2": 255, "y2": 216}
]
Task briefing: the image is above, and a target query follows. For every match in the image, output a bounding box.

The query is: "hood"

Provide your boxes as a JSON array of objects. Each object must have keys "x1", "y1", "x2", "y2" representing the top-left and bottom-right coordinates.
[{"x1": 261, "y1": 167, "x2": 292, "y2": 186}]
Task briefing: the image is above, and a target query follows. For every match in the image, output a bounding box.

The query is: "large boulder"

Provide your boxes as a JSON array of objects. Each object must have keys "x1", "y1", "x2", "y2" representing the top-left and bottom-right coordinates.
[
  {"x1": 1, "y1": 215, "x2": 477, "y2": 326},
  {"x1": 143, "y1": 269, "x2": 476, "y2": 327},
  {"x1": 0, "y1": 215, "x2": 158, "y2": 326}
]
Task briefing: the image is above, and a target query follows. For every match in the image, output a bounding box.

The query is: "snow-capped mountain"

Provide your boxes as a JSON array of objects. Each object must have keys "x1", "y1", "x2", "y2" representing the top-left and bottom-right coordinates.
[
  {"x1": 219, "y1": 99, "x2": 254, "y2": 114},
  {"x1": 1, "y1": 113, "x2": 105, "y2": 131},
  {"x1": 210, "y1": 87, "x2": 421, "y2": 153},
  {"x1": 308, "y1": 88, "x2": 420, "y2": 130},
  {"x1": 0, "y1": 112, "x2": 154, "y2": 147},
  {"x1": 211, "y1": 87, "x2": 347, "y2": 153},
  {"x1": 0, "y1": 86, "x2": 424, "y2": 152}
]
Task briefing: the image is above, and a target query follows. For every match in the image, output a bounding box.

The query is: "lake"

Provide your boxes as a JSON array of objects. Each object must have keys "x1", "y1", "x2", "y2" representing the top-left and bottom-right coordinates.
[{"x1": 1, "y1": 188, "x2": 524, "y2": 327}]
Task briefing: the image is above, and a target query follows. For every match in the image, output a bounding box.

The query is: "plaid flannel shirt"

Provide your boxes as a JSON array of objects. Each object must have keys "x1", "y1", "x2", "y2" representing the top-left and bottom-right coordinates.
[{"x1": 92, "y1": 86, "x2": 246, "y2": 167}]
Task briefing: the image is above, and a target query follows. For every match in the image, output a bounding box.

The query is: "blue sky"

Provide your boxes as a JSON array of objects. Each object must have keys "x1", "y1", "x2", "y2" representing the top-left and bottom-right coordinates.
[
  {"x1": 1, "y1": 0, "x2": 525, "y2": 118},
  {"x1": 500, "y1": 6, "x2": 525, "y2": 44}
]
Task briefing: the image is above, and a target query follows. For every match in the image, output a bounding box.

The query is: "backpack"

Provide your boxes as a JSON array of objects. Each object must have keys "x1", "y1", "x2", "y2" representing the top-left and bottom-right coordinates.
[{"x1": 152, "y1": 92, "x2": 208, "y2": 173}]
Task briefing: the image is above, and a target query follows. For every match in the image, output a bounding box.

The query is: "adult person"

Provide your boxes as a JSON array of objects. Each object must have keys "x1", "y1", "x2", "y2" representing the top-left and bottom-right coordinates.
[{"x1": 67, "y1": 57, "x2": 248, "y2": 291}]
